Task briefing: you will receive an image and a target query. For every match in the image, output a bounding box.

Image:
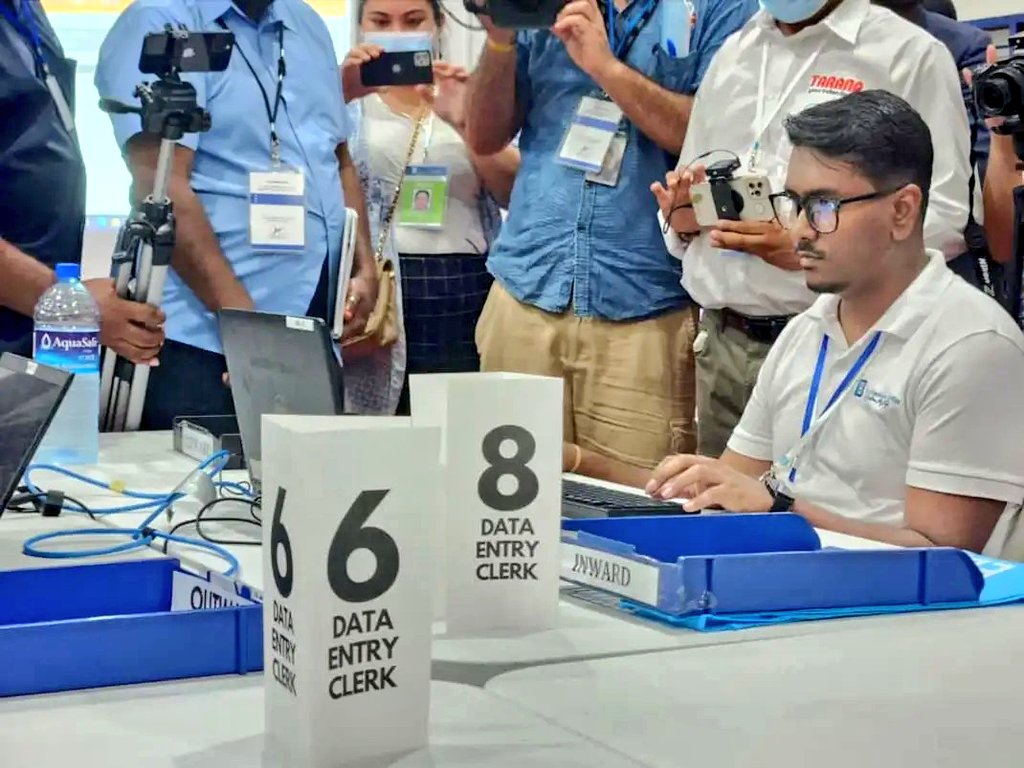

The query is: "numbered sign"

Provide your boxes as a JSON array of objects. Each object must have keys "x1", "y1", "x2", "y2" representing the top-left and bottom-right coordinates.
[
  {"x1": 411, "y1": 373, "x2": 562, "y2": 634},
  {"x1": 261, "y1": 415, "x2": 440, "y2": 767}
]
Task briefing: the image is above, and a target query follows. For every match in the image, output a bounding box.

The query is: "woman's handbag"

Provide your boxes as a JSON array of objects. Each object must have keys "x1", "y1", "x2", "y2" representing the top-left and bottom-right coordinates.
[{"x1": 341, "y1": 109, "x2": 427, "y2": 357}]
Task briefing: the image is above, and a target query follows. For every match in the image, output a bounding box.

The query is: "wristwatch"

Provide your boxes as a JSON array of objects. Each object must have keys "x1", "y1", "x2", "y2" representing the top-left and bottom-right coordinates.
[{"x1": 760, "y1": 470, "x2": 795, "y2": 513}]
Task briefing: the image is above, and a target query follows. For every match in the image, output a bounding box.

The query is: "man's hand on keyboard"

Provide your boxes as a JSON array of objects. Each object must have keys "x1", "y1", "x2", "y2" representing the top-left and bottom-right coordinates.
[{"x1": 645, "y1": 454, "x2": 772, "y2": 514}]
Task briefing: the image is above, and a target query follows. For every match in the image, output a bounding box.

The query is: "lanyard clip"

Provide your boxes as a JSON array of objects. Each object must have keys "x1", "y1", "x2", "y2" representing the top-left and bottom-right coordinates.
[{"x1": 270, "y1": 132, "x2": 281, "y2": 166}]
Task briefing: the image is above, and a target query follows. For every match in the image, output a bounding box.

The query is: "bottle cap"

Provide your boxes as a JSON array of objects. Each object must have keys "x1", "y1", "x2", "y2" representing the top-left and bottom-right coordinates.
[{"x1": 55, "y1": 263, "x2": 81, "y2": 282}]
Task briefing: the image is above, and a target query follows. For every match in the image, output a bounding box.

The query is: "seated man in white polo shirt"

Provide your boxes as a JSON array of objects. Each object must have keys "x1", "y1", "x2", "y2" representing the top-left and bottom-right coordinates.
[{"x1": 646, "y1": 89, "x2": 1024, "y2": 554}]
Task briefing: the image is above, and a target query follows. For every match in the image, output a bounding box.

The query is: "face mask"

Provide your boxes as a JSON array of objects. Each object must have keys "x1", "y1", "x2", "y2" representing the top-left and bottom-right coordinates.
[
  {"x1": 758, "y1": 0, "x2": 830, "y2": 23},
  {"x1": 362, "y1": 30, "x2": 435, "y2": 54}
]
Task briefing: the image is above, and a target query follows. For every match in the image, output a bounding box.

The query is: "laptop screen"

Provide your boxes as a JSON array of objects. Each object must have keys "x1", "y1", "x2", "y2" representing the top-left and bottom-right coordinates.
[{"x1": 0, "y1": 355, "x2": 73, "y2": 515}]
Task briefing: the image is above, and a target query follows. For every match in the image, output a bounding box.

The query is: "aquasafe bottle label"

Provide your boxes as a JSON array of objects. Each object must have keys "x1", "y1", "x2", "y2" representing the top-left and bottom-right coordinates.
[{"x1": 33, "y1": 329, "x2": 100, "y2": 374}]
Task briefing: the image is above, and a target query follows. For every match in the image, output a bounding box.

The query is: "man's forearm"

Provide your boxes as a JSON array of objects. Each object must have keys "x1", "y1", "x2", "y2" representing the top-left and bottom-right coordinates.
[
  {"x1": 593, "y1": 59, "x2": 693, "y2": 155},
  {"x1": 465, "y1": 44, "x2": 522, "y2": 156},
  {"x1": 339, "y1": 146, "x2": 375, "y2": 275},
  {"x1": 468, "y1": 145, "x2": 520, "y2": 208},
  {"x1": 168, "y1": 183, "x2": 253, "y2": 312},
  {"x1": 792, "y1": 499, "x2": 934, "y2": 549},
  {"x1": 0, "y1": 238, "x2": 55, "y2": 316},
  {"x1": 570, "y1": 443, "x2": 652, "y2": 488},
  {"x1": 983, "y1": 134, "x2": 1021, "y2": 265}
]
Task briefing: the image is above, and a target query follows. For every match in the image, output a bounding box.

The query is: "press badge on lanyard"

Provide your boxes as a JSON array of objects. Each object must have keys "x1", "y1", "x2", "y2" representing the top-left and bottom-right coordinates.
[
  {"x1": 1, "y1": 0, "x2": 75, "y2": 134},
  {"x1": 557, "y1": 0, "x2": 659, "y2": 185},
  {"x1": 397, "y1": 116, "x2": 450, "y2": 229},
  {"x1": 219, "y1": 19, "x2": 307, "y2": 252}
]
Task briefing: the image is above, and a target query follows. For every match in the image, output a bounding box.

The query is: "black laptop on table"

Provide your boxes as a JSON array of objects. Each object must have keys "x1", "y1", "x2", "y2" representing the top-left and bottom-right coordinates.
[
  {"x1": 0, "y1": 353, "x2": 73, "y2": 517},
  {"x1": 218, "y1": 309, "x2": 344, "y2": 493}
]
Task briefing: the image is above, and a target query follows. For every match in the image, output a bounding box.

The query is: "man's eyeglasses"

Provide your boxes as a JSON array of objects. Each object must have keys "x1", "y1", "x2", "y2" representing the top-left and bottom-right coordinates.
[{"x1": 768, "y1": 188, "x2": 902, "y2": 234}]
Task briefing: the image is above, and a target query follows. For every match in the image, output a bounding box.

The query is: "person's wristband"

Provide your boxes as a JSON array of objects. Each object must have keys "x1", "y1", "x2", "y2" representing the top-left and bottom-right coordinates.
[{"x1": 487, "y1": 38, "x2": 516, "y2": 54}]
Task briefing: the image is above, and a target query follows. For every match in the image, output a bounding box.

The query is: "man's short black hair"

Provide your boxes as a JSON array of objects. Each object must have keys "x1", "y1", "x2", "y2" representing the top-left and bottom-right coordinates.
[{"x1": 783, "y1": 89, "x2": 933, "y2": 217}]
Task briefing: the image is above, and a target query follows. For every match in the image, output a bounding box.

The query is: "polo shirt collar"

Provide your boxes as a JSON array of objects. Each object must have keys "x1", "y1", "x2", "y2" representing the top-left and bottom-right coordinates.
[
  {"x1": 199, "y1": 0, "x2": 294, "y2": 31},
  {"x1": 754, "y1": 0, "x2": 869, "y2": 46},
  {"x1": 804, "y1": 250, "x2": 954, "y2": 342}
]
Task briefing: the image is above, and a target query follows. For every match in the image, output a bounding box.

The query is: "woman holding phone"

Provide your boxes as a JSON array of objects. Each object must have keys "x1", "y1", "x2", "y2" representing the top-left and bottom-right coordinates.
[{"x1": 340, "y1": 0, "x2": 519, "y2": 414}]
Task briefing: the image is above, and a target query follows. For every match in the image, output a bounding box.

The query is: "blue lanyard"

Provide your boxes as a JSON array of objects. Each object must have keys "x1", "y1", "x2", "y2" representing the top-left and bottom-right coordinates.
[
  {"x1": 0, "y1": 0, "x2": 48, "y2": 76},
  {"x1": 606, "y1": 0, "x2": 659, "y2": 60},
  {"x1": 790, "y1": 330, "x2": 882, "y2": 481}
]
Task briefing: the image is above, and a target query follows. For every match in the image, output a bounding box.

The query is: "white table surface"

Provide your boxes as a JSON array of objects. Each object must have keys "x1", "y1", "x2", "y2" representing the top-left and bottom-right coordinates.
[
  {"x1": 486, "y1": 604, "x2": 1024, "y2": 768},
  {"x1": 0, "y1": 678, "x2": 646, "y2": 768},
  {"x1": 8, "y1": 432, "x2": 912, "y2": 687}
]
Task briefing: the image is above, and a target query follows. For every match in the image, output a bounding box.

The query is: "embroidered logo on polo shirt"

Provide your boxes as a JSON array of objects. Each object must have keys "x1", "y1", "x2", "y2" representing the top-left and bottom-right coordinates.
[
  {"x1": 854, "y1": 379, "x2": 901, "y2": 409},
  {"x1": 807, "y1": 75, "x2": 865, "y2": 97}
]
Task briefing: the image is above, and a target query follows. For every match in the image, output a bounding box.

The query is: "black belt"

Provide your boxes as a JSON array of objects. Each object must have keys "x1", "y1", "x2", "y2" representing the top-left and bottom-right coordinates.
[{"x1": 719, "y1": 308, "x2": 793, "y2": 345}]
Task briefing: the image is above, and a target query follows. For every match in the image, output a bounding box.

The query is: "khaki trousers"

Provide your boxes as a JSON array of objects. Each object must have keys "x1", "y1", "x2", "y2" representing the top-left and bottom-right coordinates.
[
  {"x1": 694, "y1": 309, "x2": 773, "y2": 458},
  {"x1": 475, "y1": 282, "x2": 698, "y2": 469}
]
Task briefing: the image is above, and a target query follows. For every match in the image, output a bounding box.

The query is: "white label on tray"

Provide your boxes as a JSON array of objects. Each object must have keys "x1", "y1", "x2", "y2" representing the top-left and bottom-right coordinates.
[
  {"x1": 170, "y1": 570, "x2": 255, "y2": 612},
  {"x1": 560, "y1": 543, "x2": 660, "y2": 606}
]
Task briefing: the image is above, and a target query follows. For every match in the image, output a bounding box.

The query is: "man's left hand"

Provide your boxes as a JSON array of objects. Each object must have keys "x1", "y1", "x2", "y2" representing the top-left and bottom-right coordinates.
[
  {"x1": 341, "y1": 267, "x2": 379, "y2": 341},
  {"x1": 709, "y1": 220, "x2": 800, "y2": 271},
  {"x1": 645, "y1": 454, "x2": 773, "y2": 514},
  {"x1": 551, "y1": 0, "x2": 616, "y2": 81}
]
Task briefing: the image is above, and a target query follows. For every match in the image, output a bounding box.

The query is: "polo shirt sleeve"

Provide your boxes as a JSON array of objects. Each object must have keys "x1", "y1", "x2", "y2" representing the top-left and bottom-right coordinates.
[
  {"x1": 93, "y1": 1, "x2": 207, "y2": 152},
  {"x1": 907, "y1": 332, "x2": 1024, "y2": 504}
]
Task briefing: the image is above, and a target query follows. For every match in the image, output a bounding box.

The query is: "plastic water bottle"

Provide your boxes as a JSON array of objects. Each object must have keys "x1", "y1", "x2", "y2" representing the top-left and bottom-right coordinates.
[
  {"x1": 33, "y1": 263, "x2": 100, "y2": 466},
  {"x1": 660, "y1": 0, "x2": 692, "y2": 58}
]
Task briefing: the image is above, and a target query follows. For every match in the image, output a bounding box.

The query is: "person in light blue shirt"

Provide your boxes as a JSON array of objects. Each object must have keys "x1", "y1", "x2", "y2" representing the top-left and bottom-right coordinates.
[
  {"x1": 464, "y1": 0, "x2": 758, "y2": 470},
  {"x1": 95, "y1": 0, "x2": 378, "y2": 429}
]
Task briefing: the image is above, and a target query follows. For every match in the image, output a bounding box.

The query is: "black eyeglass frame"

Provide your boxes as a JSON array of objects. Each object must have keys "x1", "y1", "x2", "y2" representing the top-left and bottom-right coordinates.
[{"x1": 768, "y1": 187, "x2": 905, "y2": 234}]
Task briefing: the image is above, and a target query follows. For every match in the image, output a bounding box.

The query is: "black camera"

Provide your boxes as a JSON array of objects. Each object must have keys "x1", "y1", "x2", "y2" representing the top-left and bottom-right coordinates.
[
  {"x1": 463, "y1": 0, "x2": 566, "y2": 29},
  {"x1": 973, "y1": 34, "x2": 1024, "y2": 128},
  {"x1": 139, "y1": 28, "x2": 234, "y2": 78}
]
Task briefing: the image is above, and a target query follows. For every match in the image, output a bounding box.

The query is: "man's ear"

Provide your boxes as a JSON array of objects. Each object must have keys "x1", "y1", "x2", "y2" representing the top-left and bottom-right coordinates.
[{"x1": 891, "y1": 184, "x2": 923, "y2": 243}]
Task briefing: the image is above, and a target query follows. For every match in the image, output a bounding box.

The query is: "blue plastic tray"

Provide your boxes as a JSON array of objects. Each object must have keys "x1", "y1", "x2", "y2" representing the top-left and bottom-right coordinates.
[
  {"x1": 0, "y1": 558, "x2": 263, "y2": 697},
  {"x1": 561, "y1": 515, "x2": 984, "y2": 616}
]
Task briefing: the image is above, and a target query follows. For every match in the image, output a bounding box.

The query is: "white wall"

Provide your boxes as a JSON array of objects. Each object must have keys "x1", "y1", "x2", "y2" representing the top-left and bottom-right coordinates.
[{"x1": 957, "y1": 0, "x2": 1023, "y2": 20}]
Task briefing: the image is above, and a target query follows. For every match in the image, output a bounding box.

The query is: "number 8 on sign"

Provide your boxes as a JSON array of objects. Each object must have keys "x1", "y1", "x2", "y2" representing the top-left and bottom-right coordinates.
[{"x1": 477, "y1": 425, "x2": 539, "y2": 512}]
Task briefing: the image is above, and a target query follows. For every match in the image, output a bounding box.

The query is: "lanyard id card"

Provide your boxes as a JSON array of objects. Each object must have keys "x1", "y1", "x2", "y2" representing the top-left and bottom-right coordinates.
[
  {"x1": 558, "y1": 96, "x2": 623, "y2": 174},
  {"x1": 249, "y1": 169, "x2": 306, "y2": 252},
  {"x1": 397, "y1": 164, "x2": 449, "y2": 229},
  {"x1": 585, "y1": 132, "x2": 628, "y2": 187}
]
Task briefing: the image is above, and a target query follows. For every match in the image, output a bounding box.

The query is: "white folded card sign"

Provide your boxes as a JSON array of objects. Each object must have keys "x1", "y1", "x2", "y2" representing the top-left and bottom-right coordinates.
[
  {"x1": 261, "y1": 415, "x2": 439, "y2": 767},
  {"x1": 411, "y1": 373, "x2": 562, "y2": 635}
]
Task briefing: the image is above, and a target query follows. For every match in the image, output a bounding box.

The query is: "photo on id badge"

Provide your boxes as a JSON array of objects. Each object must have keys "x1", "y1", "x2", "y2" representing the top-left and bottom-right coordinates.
[{"x1": 398, "y1": 165, "x2": 448, "y2": 229}]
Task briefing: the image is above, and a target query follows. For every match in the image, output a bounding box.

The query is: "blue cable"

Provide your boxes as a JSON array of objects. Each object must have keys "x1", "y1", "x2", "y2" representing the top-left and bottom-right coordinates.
[{"x1": 21, "y1": 450, "x2": 245, "y2": 576}]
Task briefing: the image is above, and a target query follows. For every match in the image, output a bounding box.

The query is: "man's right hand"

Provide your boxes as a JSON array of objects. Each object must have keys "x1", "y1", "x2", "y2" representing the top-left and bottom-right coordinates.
[
  {"x1": 340, "y1": 43, "x2": 385, "y2": 103},
  {"x1": 85, "y1": 278, "x2": 165, "y2": 365},
  {"x1": 650, "y1": 165, "x2": 705, "y2": 236},
  {"x1": 466, "y1": 0, "x2": 516, "y2": 46}
]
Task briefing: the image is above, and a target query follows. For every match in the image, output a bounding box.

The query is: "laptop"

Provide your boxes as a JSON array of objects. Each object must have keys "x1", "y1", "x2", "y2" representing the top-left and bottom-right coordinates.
[
  {"x1": 218, "y1": 309, "x2": 345, "y2": 492},
  {"x1": 0, "y1": 354, "x2": 73, "y2": 517}
]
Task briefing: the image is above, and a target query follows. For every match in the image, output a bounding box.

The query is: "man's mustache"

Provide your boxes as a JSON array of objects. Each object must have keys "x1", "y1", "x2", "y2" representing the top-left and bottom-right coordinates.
[{"x1": 797, "y1": 240, "x2": 826, "y2": 260}]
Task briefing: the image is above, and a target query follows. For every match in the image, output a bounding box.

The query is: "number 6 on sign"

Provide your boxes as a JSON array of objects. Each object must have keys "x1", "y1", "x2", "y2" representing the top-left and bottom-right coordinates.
[
  {"x1": 328, "y1": 490, "x2": 400, "y2": 603},
  {"x1": 261, "y1": 416, "x2": 438, "y2": 767}
]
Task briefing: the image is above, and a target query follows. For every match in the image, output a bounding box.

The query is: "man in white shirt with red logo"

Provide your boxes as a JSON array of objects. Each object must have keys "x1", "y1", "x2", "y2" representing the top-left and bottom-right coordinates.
[
  {"x1": 647, "y1": 90, "x2": 1024, "y2": 555},
  {"x1": 654, "y1": 0, "x2": 971, "y2": 458}
]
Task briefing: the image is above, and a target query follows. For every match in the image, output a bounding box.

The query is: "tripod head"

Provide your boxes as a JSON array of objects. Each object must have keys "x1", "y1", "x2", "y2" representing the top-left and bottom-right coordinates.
[{"x1": 99, "y1": 25, "x2": 234, "y2": 142}]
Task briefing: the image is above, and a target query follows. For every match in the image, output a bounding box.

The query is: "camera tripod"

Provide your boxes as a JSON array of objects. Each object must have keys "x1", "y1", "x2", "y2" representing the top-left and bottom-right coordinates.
[{"x1": 98, "y1": 76, "x2": 211, "y2": 432}]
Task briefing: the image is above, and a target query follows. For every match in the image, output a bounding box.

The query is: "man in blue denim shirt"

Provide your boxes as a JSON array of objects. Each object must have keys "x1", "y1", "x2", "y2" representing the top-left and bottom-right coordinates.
[{"x1": 464, "y1": 0, "x2": 757, "y2": 469}]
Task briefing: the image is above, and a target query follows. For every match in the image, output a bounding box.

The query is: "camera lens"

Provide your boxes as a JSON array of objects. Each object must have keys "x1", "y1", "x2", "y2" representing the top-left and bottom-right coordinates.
[{"x1": 975, "y1": 60, "x2": 1024, "y2": 120}]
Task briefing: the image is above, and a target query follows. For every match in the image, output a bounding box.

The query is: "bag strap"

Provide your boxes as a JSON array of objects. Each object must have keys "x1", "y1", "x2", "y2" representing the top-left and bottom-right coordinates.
[{"x1": 375, "y1": 108, "x2": 428, "y2": 262}]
